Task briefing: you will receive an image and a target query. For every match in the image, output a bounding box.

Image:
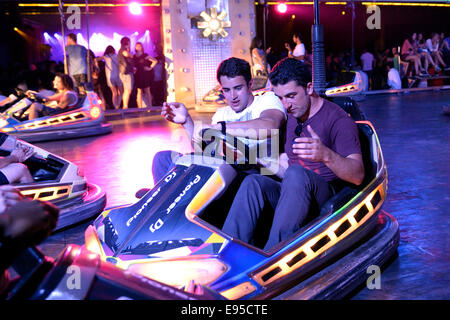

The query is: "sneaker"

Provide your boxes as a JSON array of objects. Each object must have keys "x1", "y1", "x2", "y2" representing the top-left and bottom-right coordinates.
[{"x1": 135, "y1": 188, "x2": 150, "y2": 199}]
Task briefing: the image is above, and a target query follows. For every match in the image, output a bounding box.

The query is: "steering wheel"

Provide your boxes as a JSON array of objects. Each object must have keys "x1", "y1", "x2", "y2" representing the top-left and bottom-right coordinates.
[{"x1": 200, "y1": 128, "x2": 256, "y2": 166}]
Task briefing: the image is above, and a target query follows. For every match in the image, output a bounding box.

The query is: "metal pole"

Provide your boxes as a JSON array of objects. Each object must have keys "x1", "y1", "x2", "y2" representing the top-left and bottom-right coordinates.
[
  {"x1": 58, "y1": 0, "x2": 68, "y2": 74},
  {"x1": 263, "y1": 3, "x2": 267, "y2": 50},
  {"x1": 350, "y1": 0, "x2": 355, "y2": 69},
  {"x1": 311, "y1": 0, "x2": 326, "y2": 95},
  {"x1": 85, "y1": 0, "x2": 91, "y2": 84}
]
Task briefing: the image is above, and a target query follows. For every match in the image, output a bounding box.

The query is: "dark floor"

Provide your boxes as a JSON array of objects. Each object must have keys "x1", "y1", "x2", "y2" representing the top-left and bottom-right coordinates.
[{"x1": 35, "y1": 90, "x2": 450, "y2": 299}]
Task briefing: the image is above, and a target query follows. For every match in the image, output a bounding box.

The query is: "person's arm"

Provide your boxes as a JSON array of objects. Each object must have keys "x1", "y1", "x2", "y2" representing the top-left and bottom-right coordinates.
[
  {"x1": 292, "y1": 125, "x2": 364, "y2": 185},
  {"x1": 161, "y1": 102, "x2": 195, "y2": 140},
  {"x1": 211, "y1": 109, "x2": 285, "y2": 139},
  {"x1": 0, "y1": 142, "x2": 35, "y2": 169},
  {"x1": 146, "y1": 55, "x2": 158, "y2": 69}
]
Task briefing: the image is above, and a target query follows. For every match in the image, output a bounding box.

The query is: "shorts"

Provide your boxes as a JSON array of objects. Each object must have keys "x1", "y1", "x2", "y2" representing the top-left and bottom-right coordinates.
[
  {"x1": 0, "y1": 171, "x2": 9, "y2": 185},
  {"x1": 107, "y1": 76, "x2": 123, "y2": 88},
  {"x1": 41, "y1": 105, "x2": 60, "y2": 116},
  {"x1": 120, "y1": 73, "x2": 134, "y2": 91}
]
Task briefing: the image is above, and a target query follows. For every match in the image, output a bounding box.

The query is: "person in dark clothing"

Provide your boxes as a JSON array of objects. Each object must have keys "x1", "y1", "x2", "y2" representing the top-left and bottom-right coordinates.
[
  {"x1": 222, "y1": 58, "x2": 364, "y2": 251},
  {"x1": 133, "y1": 42, "x2": 157, "y2": 109}
]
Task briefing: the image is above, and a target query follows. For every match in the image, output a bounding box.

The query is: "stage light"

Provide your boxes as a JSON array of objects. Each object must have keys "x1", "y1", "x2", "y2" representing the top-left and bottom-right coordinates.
[
  {"x1": 129, "y1": 2, "x2": 142, "y2": 15},
  {"x1": 277, "y1": 3, "x2": 287, "y2": 13}
]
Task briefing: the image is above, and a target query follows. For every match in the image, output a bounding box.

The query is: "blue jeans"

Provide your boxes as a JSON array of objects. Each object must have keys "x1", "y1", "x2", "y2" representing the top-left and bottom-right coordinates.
[
  {"x1": 222, "y1": 165, "x2": 335, "y2": 251},
  {"x1": 151, "y1": 150, "x2": 181, "y2": 184}
]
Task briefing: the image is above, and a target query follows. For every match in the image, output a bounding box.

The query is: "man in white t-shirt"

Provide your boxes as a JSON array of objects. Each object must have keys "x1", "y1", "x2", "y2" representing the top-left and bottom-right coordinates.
[
  {"x1": 387, "y1": 62, "x2": 402, "y2": 90},
  {"x1": 151, "y1": 57, "x2": 286, "y2": 184},
  {"x1": 285, "y1": 32, "x2": 306, "y2": 62},
  {"x1": 360, "y1": 49, "x2": 375, "y2": 89}
]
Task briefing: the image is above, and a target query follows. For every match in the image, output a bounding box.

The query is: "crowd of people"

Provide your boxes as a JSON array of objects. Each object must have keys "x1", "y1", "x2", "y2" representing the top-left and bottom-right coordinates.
[
  {"x1": 0, "y1": 33, "x2": 167, "y2": 111},
  {"x1": 249, "y1": 31, "x2": 450, "y2": 92}
]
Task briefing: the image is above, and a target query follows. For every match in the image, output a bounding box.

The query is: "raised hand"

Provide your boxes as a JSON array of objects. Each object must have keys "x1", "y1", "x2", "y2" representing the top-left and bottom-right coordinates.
[
  {"x1": 161, "y1": 102, "x2": 189, "y2": 125},
  {"x1": 292, "y1": 125, "x2": 330, "y2": 162},
  {"x1": 0, "y1": 185, "x2": 24, "y2": 214}
]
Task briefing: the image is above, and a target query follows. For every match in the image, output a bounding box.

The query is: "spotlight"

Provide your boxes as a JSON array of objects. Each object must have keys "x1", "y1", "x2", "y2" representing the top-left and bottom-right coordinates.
[
  {"x1": 277, "y1": 3, "x2": 287, "y2": 13},
  {"x1": 129, "y1": 2, "x2": 142, "y2": 15}
]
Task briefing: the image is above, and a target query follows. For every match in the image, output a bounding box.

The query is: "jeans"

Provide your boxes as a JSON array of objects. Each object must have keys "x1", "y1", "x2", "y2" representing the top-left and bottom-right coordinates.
[
  {"x1": 222, "y1": 165, "x2": 335, "y2": 251},
  {"x1": 151, "y1": 150, "x2": 181, "y2": 184}
]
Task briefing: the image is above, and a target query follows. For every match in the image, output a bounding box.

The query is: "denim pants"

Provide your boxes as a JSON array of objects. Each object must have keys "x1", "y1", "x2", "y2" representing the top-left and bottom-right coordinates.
[
  {"x1": 151, "y1": 150, "x2": 181, "y2": 184},
  {"x1": 222, "y1": 165, "x2": 335, "y2": 251}
]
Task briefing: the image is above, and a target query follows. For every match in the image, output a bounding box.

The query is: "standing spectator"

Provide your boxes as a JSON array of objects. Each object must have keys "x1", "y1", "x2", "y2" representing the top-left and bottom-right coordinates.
[
  {"x1": 249, "y1": 37, "x2": 271, "y2": 76},
  {"x1": 133, "y1": 42, "x2": 157, "y2": 109},
  {"x1": 285, "y1": 32, "x2": 306, "y2": 62},
  {"x1": 151, "y1": 44, "x2": 167, "y2": 107},
  {"x1": 65, "y1": 33, "x2": 89, "y2": 95},
  {"x1": 360, "y1": 48, "x2": 375, "y2": 89},
  {"x1": 118, "y1": 37, "x2": 134, "y2": 110},
  {"x1": 426, "y1": 33, "x2": 447, "y2": 71},
  {"x1": 386, "y1": 62, "x2": 402, "y2": 90},
  {"x1": 98, "y1": 45, "x2": 123, "y2": 110}
]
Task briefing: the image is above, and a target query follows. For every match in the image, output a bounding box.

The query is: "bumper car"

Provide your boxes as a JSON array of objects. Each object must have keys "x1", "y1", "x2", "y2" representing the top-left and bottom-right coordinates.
[
  {"x1": 325, "y1": 70, "x2": 367, "y2": 98},
  {"x1": 0, "y1": 133, "x2": 106, "y2": 231},
  {"x1": 80, "y1": 99, "x2": 399, "y2": 300},
  {"x1": 0, "y1": 89, "x2": 112, "y2": 143}
]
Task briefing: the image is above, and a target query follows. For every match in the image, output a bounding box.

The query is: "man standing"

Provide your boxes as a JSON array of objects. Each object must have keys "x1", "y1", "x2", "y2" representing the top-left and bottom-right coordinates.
[
  {"x1": 65, "y1": 33, "x2": 89, "y2": 95},
  {"x1": 118, "y1": 37, "x2": 134, "y2": 110},
  {"x1": 360, "y1": 48, "x2": 375, "y2": 89},
  {"x1": 151, "y1": 57, "x2": 286, "y2": 184},
  {"x1": 387, "y1": 62, "x2": 402, "y2": 90},
  {"x1": 285, "y1": 32, "x2": 306, "y2": 62},
  {"x1": 222, "y1": 58, "x2": 364, "y2": 251}
]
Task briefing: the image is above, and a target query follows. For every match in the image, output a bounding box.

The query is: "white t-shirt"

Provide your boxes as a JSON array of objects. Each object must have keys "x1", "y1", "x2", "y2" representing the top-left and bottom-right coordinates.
[
  {"x1": 211, "y1": 91, "x2": 286, "y2": 124},
  {"x1": 387, "y1": 68, "x2": 402, "y2": 90},
  {"x1": 426, "y1": 39, "x2": 438, "y2": 52},
  {"x1": 360, "y1": 52, "x2": 375, "y2": 71},
  {"x1": 293, "y1": 43, "x2": 306, "y2": 59}
]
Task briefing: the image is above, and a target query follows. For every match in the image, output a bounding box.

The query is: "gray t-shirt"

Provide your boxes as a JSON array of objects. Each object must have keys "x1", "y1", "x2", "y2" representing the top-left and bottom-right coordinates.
[
  {"x1": 65, "y1": 44, "x2": 88, "y2": 76},
  {"x1": 285, "y1": 99, "x2": 361, "y2": 182}
]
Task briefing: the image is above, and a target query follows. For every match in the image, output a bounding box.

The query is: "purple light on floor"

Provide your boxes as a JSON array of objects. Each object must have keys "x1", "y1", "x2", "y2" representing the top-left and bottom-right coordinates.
[{"x1": 129, "y1": 2, "x2": 143, "y2": 15}]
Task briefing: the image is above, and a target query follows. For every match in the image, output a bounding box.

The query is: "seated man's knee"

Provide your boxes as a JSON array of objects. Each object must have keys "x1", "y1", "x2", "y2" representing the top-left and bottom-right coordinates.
[{"x1": 284, "y1": 165, "x2": 309, "y2": 181}]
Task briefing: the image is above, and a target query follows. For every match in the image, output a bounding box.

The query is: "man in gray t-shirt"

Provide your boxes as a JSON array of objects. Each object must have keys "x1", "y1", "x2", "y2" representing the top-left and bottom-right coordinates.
[
  {"x1": 222, "y1": 58, "x2": 364, "y2": 251},
  {"x1": 65, "y1": 33, "x2": 89, "y2": 95}
]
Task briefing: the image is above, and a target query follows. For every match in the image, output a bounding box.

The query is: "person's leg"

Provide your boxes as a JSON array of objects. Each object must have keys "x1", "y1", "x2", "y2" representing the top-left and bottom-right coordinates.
[
  {"x1": 136, "y1": 88, "x2": 143, "y2": 109},
  {"x1": 28, "y1": 102, "x2": 43, "y2": 120},
  {"x1": 151, "y1": 150, "x2": 182, "y2": 184},
  {"x1": 222, "y1": 174, "x2": 281, "y2": 246},
  {"x1": 144, "y1": 86, "x2": 152, "y2": 109},
  {"x1": 264, "y1": 165, "x2": 334, "y2": 251},
  {"x1": 1, "y1": 163, "x2": 33, "y2": 184}
]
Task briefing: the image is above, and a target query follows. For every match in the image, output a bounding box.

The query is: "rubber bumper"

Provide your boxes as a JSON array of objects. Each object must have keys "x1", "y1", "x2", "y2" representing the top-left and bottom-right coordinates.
[{"x1": 54, "y1": 183, "x2": 106, "y2": 231}]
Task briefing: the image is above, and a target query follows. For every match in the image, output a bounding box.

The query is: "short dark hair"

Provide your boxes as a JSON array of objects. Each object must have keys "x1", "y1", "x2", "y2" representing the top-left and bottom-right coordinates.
[
  {"x1": 55, "y1": 73, "x2": 74, "y2": 90},
  {"x1": 68, "y1": 33, "x2": 77, "y2": 43},
  {"x1": 269, "y1": 58, "x2": 311, "y2": 88},
  {"x1": 216, "y1": 57, "x2": 252, "y2": 84},
  {"x1": 120, "y1": 36, "x2": 130, "y2": 47}
]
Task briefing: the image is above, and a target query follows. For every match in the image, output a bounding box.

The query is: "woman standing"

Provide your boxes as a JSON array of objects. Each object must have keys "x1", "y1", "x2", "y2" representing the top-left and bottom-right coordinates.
[
  {"x1": 99, "y1": 45, "x2": 123, "y2": 110},
  {"x1": 133, "y1": 42, "x2": 157, "y2": 109},
  {"x1": 249, "y1": 37, "x2": 270, "y2": 77}
]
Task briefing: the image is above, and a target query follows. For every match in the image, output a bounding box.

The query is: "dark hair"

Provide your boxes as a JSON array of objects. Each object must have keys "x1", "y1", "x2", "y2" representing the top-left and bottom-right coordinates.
[
  {"x1": 250, "y1": 37, "x2": 262, "y2": 52},
  {"x1": 120, "y1": 36, "x2": 130, "y2": 47},
  {"x1": 55, "y1": 73, "x2": 74, "y2": 90},
  {"x1": 104, "y1": 45, "x2": 115, "y2": 56},
  {"x1": 68, "y1": 33, "x2": 77, "y2": 43},
  {"x1": 269, "y1": 58, "x2": 311, "y2": 88},
  {"x1": 387, "y1": 61, "x2": 394, "y2": 69},
  {"x1": 216, "y1": 57, "x2": 252, "y2": 84},
  {"x1": 293, "y1": 32, "x2": 302, "y2": 41}
]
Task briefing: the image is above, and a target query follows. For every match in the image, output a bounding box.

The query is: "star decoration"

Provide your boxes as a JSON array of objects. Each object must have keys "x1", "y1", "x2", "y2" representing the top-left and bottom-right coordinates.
[{"x1": 197, "y1": 7, "x2": 231, "y2": 39}]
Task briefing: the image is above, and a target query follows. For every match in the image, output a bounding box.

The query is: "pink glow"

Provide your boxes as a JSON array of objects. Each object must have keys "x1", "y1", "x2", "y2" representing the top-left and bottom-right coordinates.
[
  {"x1": 277, "y1": 3, "x2": 288, "y2": 13},
  {"x1": 129, "y1": 2, "x2": 143, "y2": 15}
]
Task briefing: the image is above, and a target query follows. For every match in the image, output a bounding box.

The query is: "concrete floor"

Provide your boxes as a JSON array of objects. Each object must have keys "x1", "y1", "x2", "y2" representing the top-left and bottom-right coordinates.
[{"x1": 35, "y1": 89, "x2": 450, "y2": 299}]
